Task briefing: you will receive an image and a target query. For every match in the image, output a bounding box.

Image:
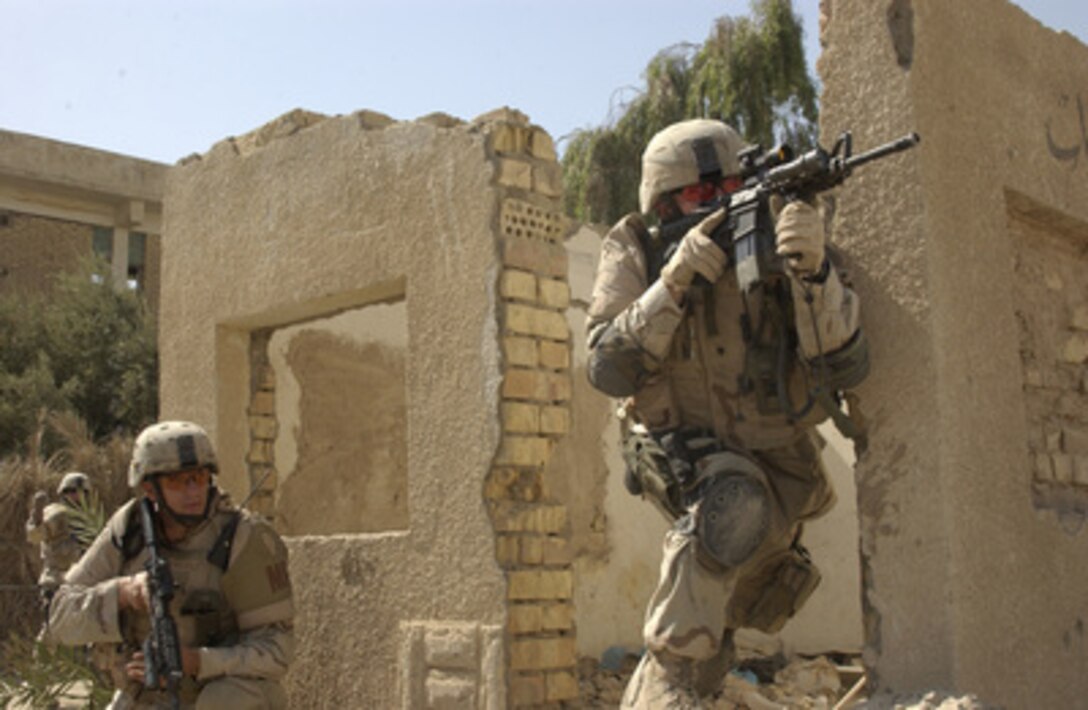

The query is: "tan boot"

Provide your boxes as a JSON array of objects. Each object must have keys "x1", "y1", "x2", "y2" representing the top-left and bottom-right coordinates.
[{"x1": 621, "y1": 649, "x2": 704, "y2": 709}]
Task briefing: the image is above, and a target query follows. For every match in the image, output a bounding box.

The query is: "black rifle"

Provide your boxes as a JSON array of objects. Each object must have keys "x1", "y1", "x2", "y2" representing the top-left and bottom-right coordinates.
[
  {"x1": 662, "y1": 131, "x2": 921, "y2": 291},
  {"x1": 138, "y1": 497, "x2": 184, "y2": 709}
]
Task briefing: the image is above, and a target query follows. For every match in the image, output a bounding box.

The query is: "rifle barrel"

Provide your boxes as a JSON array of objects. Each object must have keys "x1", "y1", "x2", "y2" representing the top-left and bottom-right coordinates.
[{"x1": 845, "y1": 132, "x2": 920, "y2": 170}]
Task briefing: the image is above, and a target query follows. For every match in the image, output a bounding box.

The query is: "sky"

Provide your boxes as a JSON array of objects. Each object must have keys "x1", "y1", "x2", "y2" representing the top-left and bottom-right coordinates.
[{"x1": 1, "y1": 0, "x2": 1084, "y2": 165}]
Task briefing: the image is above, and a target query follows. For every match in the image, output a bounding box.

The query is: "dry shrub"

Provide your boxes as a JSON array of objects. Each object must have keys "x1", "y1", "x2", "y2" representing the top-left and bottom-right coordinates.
[
  {"x1": 0, "y1": 412, "x2": 133, "y2": 641},
  {"x1": 0, "y1": 455, "x2": 46, "y2": 639}
]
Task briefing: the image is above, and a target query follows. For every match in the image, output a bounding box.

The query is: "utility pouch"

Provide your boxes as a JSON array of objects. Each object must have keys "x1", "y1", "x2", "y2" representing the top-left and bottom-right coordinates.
[
  {"x1": 621, "y1": 430, "x2": 685, "y2": 520},
  {"x1": 729, "y1": 544, "x2": 821, "y2": 633}
]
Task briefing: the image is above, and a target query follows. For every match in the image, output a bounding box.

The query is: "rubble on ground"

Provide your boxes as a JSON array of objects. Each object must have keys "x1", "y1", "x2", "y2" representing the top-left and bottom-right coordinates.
[
  {"x1": 575, "y1": 652, "x2": 998, "y2": 709},
  {"x1": 855, "y1": 690, "x2": 998, "y2": 710}
]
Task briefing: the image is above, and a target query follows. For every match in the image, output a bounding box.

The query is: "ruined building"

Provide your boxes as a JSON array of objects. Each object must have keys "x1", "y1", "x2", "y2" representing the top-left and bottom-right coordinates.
[
  {"x1": 1, "y1": 0, "x2": 1086, "y2": 708},
  {"x1": 0, "y1": 130, "x2": 166, "y2": 315}
]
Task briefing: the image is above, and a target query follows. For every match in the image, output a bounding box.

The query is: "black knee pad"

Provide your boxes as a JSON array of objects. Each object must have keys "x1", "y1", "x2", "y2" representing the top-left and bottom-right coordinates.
[{"x1": 694, "y1": 473, "x2": 770, "y2": 569}]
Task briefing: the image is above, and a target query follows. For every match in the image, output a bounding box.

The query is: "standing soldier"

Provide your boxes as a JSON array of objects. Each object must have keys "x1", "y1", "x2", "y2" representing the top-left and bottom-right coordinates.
[
  {"x1": 49, "y1": 421, "x2": 295, "y2": 709},
  {"x1": 26, "y1": 471, "x2": 93, "y2": 629},
  {"x1": 586, "y1": 119, "x2": 868, "y2": 707}
]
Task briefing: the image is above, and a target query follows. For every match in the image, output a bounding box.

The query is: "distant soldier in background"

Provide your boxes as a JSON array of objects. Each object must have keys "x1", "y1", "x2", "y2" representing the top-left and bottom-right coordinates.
[{"x1": 26, "y1": 471, "x2": 94, "y2": 633}]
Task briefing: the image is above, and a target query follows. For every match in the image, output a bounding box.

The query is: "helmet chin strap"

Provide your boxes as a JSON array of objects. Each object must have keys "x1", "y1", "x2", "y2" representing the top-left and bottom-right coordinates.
[{"x1": 150, "y1": 480, "x2": 216, "y2": 530}]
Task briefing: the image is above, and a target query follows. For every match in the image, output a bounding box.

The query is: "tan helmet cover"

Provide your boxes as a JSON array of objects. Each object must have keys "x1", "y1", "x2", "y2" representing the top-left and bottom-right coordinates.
[
  {"x1": 128, "y1": 420, "x2": 218, "y2": 488},
  {"x1": 638, "y1": 119, "x2": 745, "y2": 214},
  {"x1": 57, "y1": 471, "x2": 91, "y2": 495}
]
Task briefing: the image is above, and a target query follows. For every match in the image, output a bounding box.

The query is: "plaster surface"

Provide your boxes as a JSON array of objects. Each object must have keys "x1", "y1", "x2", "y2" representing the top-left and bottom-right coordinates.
[{"x1": 820, "y1": 1, "x2": 1088, "y2": 705}]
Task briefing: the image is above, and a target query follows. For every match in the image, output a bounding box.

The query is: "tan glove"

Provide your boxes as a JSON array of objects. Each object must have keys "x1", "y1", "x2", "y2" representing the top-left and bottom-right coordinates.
[
  {"x1": 118, "y1": 571, "x2": 150, "y2": 612},
  {"x1": 660, "y1": 208, "x2": 729, "y2": 292},
  {"x1": 30, "y1": 491, "x2": 48, "y2": 526},
  {"x1": 774, "y1": 200, "x2": 826, "y2": 275}
]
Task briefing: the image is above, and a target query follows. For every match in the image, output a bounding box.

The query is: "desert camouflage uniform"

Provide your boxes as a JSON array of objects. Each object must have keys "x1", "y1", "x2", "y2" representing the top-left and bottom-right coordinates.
[
  {"x1": 27, "y1": 501, "x2": 85, "y2": 592},
  {"x1": 587, "y1": 212, "x2": 862, "y2": 707},
  {"x1": 50, "y1": 493, "x2": 294, "y2": 709}
]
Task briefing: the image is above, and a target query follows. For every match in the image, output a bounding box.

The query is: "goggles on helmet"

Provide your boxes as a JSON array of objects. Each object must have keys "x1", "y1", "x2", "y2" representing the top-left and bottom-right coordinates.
[{"x1": 676, "y1": 175, "x2": 744, "y2": 206}]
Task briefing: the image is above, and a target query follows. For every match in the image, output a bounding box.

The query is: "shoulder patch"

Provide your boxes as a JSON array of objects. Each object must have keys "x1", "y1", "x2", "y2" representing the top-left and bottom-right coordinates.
[
  {"x1": 265, "y1": 560, "x2": 290, "y2": 594},
  {"x1": 220, "y1": 517, "x2": 293, "y2": 629}
]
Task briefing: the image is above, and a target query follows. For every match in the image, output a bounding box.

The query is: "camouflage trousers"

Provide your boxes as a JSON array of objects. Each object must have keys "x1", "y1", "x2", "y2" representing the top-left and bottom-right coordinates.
[
  {"x1": 623, "y1": 435, "x2": 832, "y2": 707},
  {"x1": 106, "y1": 676, "x2": 287, "y2": 710}
]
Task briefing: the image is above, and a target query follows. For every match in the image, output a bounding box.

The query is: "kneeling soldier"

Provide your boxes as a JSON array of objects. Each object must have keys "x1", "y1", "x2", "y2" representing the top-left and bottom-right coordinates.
[{"x1": 50, "y1": 421, "x2": 294, "y2": 709}]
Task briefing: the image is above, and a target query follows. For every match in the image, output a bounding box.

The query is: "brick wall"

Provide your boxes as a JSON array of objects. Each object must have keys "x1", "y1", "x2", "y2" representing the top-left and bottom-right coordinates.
[
  {"x1": 1010, "y1": 200, "x2": 1088, "y2": 507},
  {"x1": 0, "y1": 211, "x2": 91, "y2": 296},
  {"x1": 246, "y1": 329, "x2": 279, "y2": 518},
  {"x1": 479, "y1": 110, "x2": 579, "y2": 707}
]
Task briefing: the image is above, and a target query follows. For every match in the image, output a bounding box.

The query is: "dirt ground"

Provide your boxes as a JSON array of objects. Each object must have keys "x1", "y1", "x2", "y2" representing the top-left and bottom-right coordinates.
[{"x1": 573, "y1": 651, "x2": 997, "y2": 710}]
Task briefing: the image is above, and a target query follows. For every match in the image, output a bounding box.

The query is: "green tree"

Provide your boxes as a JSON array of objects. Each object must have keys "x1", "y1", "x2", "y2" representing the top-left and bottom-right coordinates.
[
  {"x1": 0, "y1": 259, "x2": 158, "y2": 456},
  {"x1": 561, "y1": 0, "x2": 817, "y2": 225}
]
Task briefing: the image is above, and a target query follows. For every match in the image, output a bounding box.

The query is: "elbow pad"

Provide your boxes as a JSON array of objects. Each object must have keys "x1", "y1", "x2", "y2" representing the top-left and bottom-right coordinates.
[
  {"x1": 587, "y1": 324, "x2": 652, "y2": 397},
  {"x1": 587, "y1": 280, "x2": 683, "y2": 397},
  {"x1": 811, "y1": 329, "x2": 870, "y2": 391}
]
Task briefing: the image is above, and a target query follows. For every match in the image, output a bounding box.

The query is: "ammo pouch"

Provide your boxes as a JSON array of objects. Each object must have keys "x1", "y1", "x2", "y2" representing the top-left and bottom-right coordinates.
[
  {"x1": 181, "y1": 589, "x2": 239, "y2": 648},
  {"x1": 727, "y1": 544, "x2": 821, "y2": 634}
]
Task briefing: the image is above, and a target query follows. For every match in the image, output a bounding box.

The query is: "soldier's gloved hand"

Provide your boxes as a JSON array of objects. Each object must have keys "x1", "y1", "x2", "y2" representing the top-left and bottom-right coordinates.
[
  {"x1": 660, "y1": 208, "x2": 729, "y2": 293},
  {"x1": 125, "y1": 650, "x2": 147, "y2": 683},
  {"x1": 30, "y1": 491, "x2": 48, "y2": 525},
  {"x1": 118, "y1": 571, "x2": 150, "y2": 612},
  {"x1": 773, "y1": 199, "x2": 826, "y2": 275}
]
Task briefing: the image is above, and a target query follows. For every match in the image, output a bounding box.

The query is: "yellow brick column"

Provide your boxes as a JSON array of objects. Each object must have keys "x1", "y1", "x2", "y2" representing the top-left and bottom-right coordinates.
[
  {"x1": 245, "y1": 329, "x2": 278, "y2": 519},
  {"x1": 477, "y1": 109, "x2": 578, "y2": 708}
]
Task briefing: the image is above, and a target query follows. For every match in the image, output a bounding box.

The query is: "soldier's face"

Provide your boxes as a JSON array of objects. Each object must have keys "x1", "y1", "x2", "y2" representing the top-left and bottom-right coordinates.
[{"x1": 151, "y1": 467, "x2": 211, "y2": 517}]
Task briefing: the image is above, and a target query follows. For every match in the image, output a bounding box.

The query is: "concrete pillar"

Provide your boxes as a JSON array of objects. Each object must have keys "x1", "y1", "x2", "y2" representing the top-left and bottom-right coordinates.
[
  {"x1": 110, "y1": 226, "x2": 129, "y2": 286},
  {"x1": 819, "y1": 2, "x2": 1088, "y2": 707}
]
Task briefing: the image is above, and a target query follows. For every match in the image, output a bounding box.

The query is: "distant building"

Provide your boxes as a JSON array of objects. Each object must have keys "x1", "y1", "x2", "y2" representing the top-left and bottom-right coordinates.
[{"x1": 0, "y1": 129, "x2": 166, "y2": 316}]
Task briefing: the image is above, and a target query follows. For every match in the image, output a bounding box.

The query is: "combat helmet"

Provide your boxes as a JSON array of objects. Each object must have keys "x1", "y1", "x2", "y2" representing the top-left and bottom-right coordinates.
[
  {"x1": 128, "y1": 420, "x2": 218, "y2": 488},
  {"x1": 638, "y1": 119, "x2": 745, "y2": 214},
  {"x1": 57, "y1": 471, "x2": 91, "y2": 495}
]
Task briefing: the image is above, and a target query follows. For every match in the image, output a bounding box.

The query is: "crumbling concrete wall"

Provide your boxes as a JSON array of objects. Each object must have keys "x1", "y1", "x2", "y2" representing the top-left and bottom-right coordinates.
[
  {"x1": 160, "y1": 108, "x2": 577, "y2": 707},
  {"x1": 819, "y1": 1, "x2": 1088, "y2": 707}
]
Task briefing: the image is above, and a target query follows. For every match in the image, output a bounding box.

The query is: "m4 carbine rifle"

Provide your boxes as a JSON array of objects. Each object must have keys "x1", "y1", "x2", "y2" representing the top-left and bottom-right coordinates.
[
  {"x1": 663, "y1": 131, "x2": 921, "y2": 291},
  {"x1": 139, "y1": 497, "x2": 184, "y2": 709}
]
